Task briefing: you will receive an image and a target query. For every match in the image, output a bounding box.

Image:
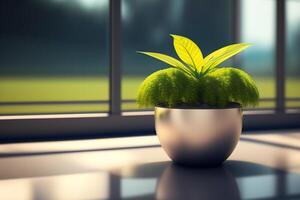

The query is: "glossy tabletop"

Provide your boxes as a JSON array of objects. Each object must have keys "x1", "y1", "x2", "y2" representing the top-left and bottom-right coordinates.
[{"x1": 0, "y1": 129, "x2": 300, "y2": 200}]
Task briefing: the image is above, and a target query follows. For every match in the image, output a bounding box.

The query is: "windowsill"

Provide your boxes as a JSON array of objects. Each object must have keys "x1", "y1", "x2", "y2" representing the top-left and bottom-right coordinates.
[
  {"x1": 2, "y1": 109, "x2": 300, "y2": 120},
  {"x1": 0, "y1": 129, "x2": 298, "y2": 157}
]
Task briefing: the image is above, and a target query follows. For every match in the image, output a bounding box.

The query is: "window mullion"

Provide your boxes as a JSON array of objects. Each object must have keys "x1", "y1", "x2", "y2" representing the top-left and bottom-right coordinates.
[
  {"x1": 233, "y1": 0, "x2": 241, "y2": 44},
  {"x1": 275, "y1": 0, "x2": 286, "y2": 113},
  {"x1": 232, "y1": 0, "x2": 241, "y2": 67},
  {"x1": 109, "y1": 0, "x2": 121, "y2": 115}
]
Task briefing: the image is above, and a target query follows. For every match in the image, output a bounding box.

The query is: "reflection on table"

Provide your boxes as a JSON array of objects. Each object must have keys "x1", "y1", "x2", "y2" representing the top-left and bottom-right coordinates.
[{"x1": 0, "y1": 160, "x2": 300, "y2": 200}]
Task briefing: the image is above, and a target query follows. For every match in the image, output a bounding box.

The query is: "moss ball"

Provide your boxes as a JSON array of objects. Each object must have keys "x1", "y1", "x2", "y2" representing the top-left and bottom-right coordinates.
[
  {"x1": 199, "y1": 67, "x2": 259, "y2": 107},
  {"x1": 137, "y1": 68, "x2": 199, "y2": 107}
]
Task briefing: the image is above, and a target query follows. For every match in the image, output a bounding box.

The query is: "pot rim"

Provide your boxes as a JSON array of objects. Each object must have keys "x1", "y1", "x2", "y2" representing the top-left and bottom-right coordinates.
[{"x1": 155, "y1": 102, "x2": 241, "y2": 110}]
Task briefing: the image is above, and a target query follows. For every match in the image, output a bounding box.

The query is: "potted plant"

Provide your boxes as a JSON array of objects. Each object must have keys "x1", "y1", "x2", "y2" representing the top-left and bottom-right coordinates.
[{"x1": 137, "y1": 35, "x2": 259, "y2": 167}]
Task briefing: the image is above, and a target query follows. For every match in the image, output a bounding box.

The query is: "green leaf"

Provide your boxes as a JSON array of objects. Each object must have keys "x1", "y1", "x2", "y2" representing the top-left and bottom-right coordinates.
[
  {"x1": 202, "y1": 43, "x2": 251, "y2": 74},
  {"x1": 137, "y1": 51, "x2": 193, "y2": 76},
  {"x1": 170, "y1": 34, "x2": 203, "y2": 72}
]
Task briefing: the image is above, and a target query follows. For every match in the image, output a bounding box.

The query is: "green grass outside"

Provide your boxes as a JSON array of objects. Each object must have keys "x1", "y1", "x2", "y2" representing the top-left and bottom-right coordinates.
[{"x1": 0, "y1": 76, "x2": 299, "y2": 115}]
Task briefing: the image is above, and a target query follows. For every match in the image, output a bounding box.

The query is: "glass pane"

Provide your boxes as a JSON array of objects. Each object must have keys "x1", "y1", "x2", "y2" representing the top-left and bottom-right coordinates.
[
  {"x1": 286, "y1": 0, "x2": 300, "y2": 108},
  {"x1": 240, "y1": 0, "x2": 276, "y2": 109},
  {"x1": 121, "y1": 0, "x2": 233, "y2": 110},
  {"x1": 0, "y1": 0, "x2": 109, "y2": 115}
]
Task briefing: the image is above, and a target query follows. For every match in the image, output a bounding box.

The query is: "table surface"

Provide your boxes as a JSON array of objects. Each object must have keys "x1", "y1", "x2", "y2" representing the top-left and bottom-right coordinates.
[{"x1": 0, "y1": 129, "x2": 300, "y2": 200}]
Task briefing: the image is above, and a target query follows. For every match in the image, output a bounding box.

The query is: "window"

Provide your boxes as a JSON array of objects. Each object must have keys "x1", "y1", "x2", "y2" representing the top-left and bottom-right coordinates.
[
  {"x1": 0, "y1": 0, "x2": 109, "y2": 115},
  {"x1": 286, "y1": 0, "x2": 300, "y2": 108},
  {"x1": 240, "y1": 0, "x2": 276, "y2": 109},
  {"x1": 0, "y1": 0, "x2": 299, "y2": 141}
]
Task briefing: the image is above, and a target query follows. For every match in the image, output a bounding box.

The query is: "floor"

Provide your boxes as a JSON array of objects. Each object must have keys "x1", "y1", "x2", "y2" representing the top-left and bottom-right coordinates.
[{"x1": 0, "y1": 129, "x2": 300, "y2": 200}]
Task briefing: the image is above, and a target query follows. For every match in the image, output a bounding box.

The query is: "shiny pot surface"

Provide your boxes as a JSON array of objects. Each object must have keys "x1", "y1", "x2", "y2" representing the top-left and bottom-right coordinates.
[{"x1": 155, "y1": 106, "x2": 242, "y2": 167}]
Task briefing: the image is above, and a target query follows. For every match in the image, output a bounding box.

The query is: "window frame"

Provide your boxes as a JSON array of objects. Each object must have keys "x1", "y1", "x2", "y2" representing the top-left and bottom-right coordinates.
[{"x1": 0, "y1": 0, "x2": 300, "y2": 143}]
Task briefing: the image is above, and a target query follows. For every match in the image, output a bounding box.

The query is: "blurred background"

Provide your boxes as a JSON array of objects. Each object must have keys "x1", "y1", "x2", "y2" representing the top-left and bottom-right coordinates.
[{"x1": 0, "y1": 0, "x2": 299, "y2": 114}]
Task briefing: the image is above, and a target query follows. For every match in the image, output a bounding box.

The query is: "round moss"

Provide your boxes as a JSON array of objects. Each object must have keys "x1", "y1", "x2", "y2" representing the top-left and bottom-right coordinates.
[
  {"x1": 137, "y1": 68, "x2": 199, "y2": 107},
  {"x1": 199, "y1": 67, "x2": 259, "y2": 107}
]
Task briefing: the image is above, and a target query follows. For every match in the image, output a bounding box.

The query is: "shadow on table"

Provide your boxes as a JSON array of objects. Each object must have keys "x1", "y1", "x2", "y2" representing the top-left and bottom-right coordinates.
[{"x1": 119, "y1": 160, "x2": 300, "y2": 200}]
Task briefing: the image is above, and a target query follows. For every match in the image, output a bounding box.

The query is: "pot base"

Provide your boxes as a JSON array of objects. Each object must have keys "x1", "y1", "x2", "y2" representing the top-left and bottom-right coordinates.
[{"x1": 172, "y1": 161, "x2": 224, "y2": 168}]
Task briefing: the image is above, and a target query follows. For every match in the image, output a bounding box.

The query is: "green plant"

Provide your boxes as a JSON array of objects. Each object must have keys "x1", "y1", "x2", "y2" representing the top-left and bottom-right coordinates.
[{"x1": 137, "y1": 34, "x2": 259, "y2": 108}]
